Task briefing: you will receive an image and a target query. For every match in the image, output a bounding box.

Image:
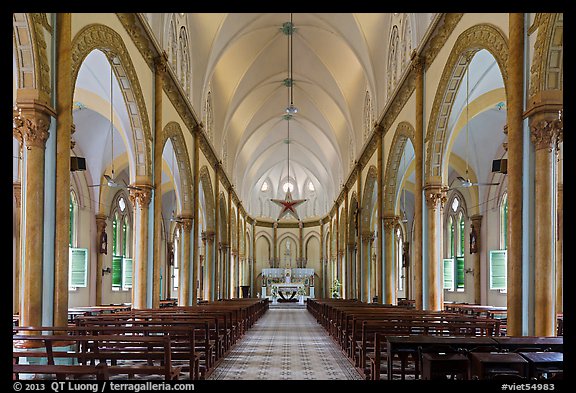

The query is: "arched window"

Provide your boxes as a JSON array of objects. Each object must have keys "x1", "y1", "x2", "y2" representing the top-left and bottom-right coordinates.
[
  {"x1": 363, "y1": 90, "x2": 373, "y2": 142},
  {"x1": 167, "y1": 17, "x2": 177, "y2": 70},
  {"x1": 500, "y1": 192, "x2": 508, "y2": 250},
  {"x1": 401, "y1": 14, "x2": 413, "y2": 72},
  {"x1": 69, "y1": 190, "x2": 78, "y2": 247},
  {"x1": 111, "y1": 192, "x2": 132, "y2": 290},
  {"x1": 387, "y1": 25, "x2": 399, "y2": 100},
  {"x1": 205, "y1": 90, "x2": 214, "y2": 143},
  {"x1": 444, "y1": 193, "x2": 466, "y2": 291},
  {"x1": 178, "y1": 26, "x2": 190, "y2": 96}
]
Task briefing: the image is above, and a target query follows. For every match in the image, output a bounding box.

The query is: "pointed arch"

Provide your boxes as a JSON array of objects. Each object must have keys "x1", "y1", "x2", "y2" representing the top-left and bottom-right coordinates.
[
  {"x1": 12, "y1": 13, "x2": 51, "y2": 100},
  {"x1": 348, "y1": 192, "x2": 358, "y2": 244},
  {"x1": 361, "y1": 165, "x2": 378, "y2": 233},
  {"x1": 199, "y1": 166, "x2": 215, "y2": 231},
  {"x1": 384, "y1": 121, "x2": 415, "y2": 215},
  {"x1": 162, "y1": 122, "x2": 193, "y2": 214},
  {"x1": 71, "y1": 24, "x2": 152, "y2": 179},
  {"x1": 425, "y1": 23, "x2": 509, "y2": 182},
  {"x1": 218, "y1": 192, "x2": 228, "y2": 244},
  {"x1": 530, "y1": 13, "x2": 563, "y2": 97}
]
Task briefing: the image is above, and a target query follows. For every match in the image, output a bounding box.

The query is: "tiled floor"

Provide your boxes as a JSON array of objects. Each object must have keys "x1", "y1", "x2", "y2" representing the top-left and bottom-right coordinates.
[{"x1": 208, "y1": 307, "x2": 362, "y2": 380}]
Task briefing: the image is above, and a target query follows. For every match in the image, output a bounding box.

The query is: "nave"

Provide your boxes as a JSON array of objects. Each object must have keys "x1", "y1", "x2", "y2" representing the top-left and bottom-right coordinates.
[{"x1": 208, "y1": 305, "x2": 361, "y2": 380}]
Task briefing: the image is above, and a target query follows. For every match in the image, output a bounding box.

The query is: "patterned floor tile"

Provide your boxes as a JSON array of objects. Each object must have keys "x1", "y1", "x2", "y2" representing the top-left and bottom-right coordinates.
[{"x1": 208, "y1": 308, "x2": 362, "y2": 380}]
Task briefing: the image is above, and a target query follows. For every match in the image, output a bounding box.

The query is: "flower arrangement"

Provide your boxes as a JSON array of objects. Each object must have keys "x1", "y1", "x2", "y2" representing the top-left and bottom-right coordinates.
[
  {"x1": 330, "y1": 279, "x2": 341, "y2": 298},
  {"x1": 297, "y1": 287, "x2": 306, "y2": 296}
]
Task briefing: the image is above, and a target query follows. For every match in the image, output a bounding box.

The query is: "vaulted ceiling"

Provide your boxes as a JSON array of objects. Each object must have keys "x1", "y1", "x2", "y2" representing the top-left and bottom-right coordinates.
[{"x1": 145, "y1": 13, "x2": 437, "y2": 219}]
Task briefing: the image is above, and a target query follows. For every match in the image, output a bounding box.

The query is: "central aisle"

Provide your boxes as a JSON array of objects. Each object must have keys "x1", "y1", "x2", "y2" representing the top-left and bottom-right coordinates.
[{"x1": 208, "y1": 305, "x2": 362, "y2": 380}]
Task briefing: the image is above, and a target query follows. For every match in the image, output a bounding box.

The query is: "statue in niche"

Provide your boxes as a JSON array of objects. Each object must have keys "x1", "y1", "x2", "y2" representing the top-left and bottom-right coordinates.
[
  {"x1": 470, "y1": 224, "x2": 478, "y2": 254},
  {"x1": 99, "y1": 229, "x2": 108, "y2": 255}
]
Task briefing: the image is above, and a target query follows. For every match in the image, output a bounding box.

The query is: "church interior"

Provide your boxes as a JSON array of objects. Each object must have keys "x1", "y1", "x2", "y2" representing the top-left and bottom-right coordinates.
[{"x1": 12, "y1": 13, "x2": 563, "y2": 381}]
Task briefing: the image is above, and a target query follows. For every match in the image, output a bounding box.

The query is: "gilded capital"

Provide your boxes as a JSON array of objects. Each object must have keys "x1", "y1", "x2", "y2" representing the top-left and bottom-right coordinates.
[
  {"x1": 180, "y1": 216, "x2": 193, "y2": 232},
  {"x1": 203, "y1": 231, "x2": 215, "y2": 243},
  {"x1": 530, "y1": 116, "x2": 563, "y2": 152},
  {"x1": 155, "y1": 52, "x2": 168, "y2": 74},
  {"x1": 411, "y1": 53, "x2": 425, "y2": 73},
  {"x1": 383, "y1": 216, "x2": 399, "y2": 231},
  {"x1": 128, "y1": 185, "x2": 153, "y2": 208},
  {"x1": 424, "y1": 184, "x2": 448, "y2": 210},
  {"x1": 361, "y1": 231, "x2": 375, "y2": 242}
]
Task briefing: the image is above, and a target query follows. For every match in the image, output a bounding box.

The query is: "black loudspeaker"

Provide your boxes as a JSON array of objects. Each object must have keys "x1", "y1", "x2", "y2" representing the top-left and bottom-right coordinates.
[
  {"x1": 491, "y1": 159, "x2": 507, "y2": 174},
  {"x1": 70, "y1": 156, "x2": 86, "y2": 171}
]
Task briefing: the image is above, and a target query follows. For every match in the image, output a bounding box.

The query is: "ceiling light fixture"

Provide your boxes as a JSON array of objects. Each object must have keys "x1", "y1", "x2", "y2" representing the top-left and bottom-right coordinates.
[{"x1": 271, "y1": 14, "x2": 306, "y2": 221}]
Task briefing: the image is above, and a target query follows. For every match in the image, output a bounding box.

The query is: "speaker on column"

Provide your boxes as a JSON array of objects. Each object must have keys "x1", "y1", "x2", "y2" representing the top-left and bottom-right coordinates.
[{"x1": 70, "y1": 156, "x2": 86, "y2": 171}]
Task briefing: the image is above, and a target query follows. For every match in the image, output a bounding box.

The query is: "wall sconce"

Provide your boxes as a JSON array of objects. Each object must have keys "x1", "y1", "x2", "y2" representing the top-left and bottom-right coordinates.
[
  {"x1": 465, "y1": 268, "x2": 474, "y2": 276},
  {"x1": 102, "y1": 267, "x2": 112, "y2": 276}
]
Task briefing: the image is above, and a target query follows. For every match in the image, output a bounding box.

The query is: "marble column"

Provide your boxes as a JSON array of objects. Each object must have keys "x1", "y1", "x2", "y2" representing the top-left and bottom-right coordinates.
[
  {"x1": 152, "y1": 55, "x2": 167, "y2": 309},
  {"x1": 178, "y1": 217, "x2": 192, "y2": 306},
  {"x1": 15, "y1": 96, "x2": 54, "y2": 331},
  {"x1": 347, "y1": 243, "x2": 356, "y2": 299},
  {"x1": 506, "y1": 13, "x2": 525, "y2": 336},
  {"x1": 530, "y1": 114, "x2": 562, "y2": 336},
  {"x1": 204, "y1": 231, "x2": 215, "y2": 301},
  {"x1": 556, "y1": 183, "x2": 563, "y2": 316},
  {"x1": 273, "y1": 222, "x2": 278, "y2": 267},
  {"x1": 298, "y1": 221, "x2": 304, "y2": 268},
  {"x1": 412, "y1": 55, "x2": 424, "y2": 310},
  {"x1": 251, "y1": 222, "x2": 256, "y2": 296},
  {"x1": 95, "y1": 214, "x2": 108, "y2": 306},
  {"x1": 13, "y1": 182, "x2": 22, "y2": 314},
  {"x1": 319, "y1": 221, "x2": 324, "y2": 298},
  {"x1": 361, "y1": 232, "x2": 374, "y2": 302},
  {"x1": 191, "y1": 127, "x2": 200, "y2": 306},
  {"x1": 424, "y1": 184, "x2": 447, "y2": 311},
  {"x1": 53, "y1": 13, "x2": 72, "y2": 328},
  {"x1": 214, "y1": 166, "x2": 220, "y2": 298},
  {"x1": 376, "y1": 126, "x2": 384, "y2": 304},
  {"x1": 383, "y1": 216, "x2": 399, "y2": 305},
  {"x1": 356, "y1": 166, "x2": 362, "y2": 300},
  {"x1": 129, "y1": 184, "x2": 153, "y2": 309},
  {"x1": 470, "y1": 215, "x2": 483, "y2": 305}
]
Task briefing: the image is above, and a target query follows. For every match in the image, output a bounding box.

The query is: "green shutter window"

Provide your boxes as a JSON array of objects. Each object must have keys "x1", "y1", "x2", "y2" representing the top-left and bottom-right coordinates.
[
  {"x1": 459, "y1": 215, "x2": 465, "y2": 257},
  {"x1": 503, "y1": 199, "x2": 508, "y2": 250},
  {"x1": 456, "y1": 257, "x2": 465, "y2": 289},
  {"x1": 112, "y1": 218, "x2": 117, "y2": 255},
  {"x1": 490, "y1": 250, "x2": 507, "y2": 290},
  {"x1": 122, "y1": 258, "x2": 133, "y2": 289},
  {"x1": 443, "y1": 259, "x2": 454, "y2": 290},
  {"x1": 69, "y1": 247, "x2": 88, "y2": 288},
  {"x1": 122, "y1": 220, "x2": 127, "y2": 257},
  {"x1": 69, "y1": 196, "x2": 74, "y2": 247},
  {"x1": 448, "y1": 217, "x2": 454, "y2": 258},
  {"x1": 112, "y1": 255, "x2": 123, "y2": 287}
]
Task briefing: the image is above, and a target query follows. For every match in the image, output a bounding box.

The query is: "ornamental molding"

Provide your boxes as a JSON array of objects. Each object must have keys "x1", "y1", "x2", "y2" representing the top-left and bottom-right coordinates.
[
  {"x1": 71, "y1": 23, "x2": 152, "y2": 179},
  {"x1": 425, "y1": 23, "x2": 509, "y2": 181}
]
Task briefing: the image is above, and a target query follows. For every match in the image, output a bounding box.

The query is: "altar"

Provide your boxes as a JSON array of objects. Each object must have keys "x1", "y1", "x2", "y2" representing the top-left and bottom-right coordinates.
[{"x1": 261, "y1": 267, "x2": 314, "y2": 300}]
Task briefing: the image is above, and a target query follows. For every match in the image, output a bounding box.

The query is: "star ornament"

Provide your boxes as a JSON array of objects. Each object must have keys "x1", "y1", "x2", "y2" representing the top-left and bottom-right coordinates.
[{"x1": 270, "y1": 190, "x2": 307, "y2": 221}]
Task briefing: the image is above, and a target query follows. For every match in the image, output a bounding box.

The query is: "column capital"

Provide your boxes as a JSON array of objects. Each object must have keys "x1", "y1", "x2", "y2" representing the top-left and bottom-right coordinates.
[
  {"x1": 361, "y1": 231, "x2": 375, "y2": 242},
  {"x1": 410, "y1": 52, "x2": 425, "y2": 73},
  {"x1": 95, "y1": 213, "x2": 108, "y2": 229},
  {"x1": 383, "y1": 216, "x2": 399, "y2": 231},
  {"x1": 128, "y1": 184, "x2": 153, "y2": 208},
  {"x1": 424, "y1": 184, "x2": 448, "y2": 210},
  {"x1": 13, "y1": 100, "x2": 55, "y2": 150},
  {"x1": 179, "y1": 216, "x2": 193, "y2": 232},
  {"x1": 13, "y1": 182, "x2": 22, "y2": 208},
  {"x1": 202, "y1": 231, "x2": 215, "y2": 243},
  {"x1": 530, "y1": 113, "x2": 563, "y2": 152},
  {"x1": 154, "y1": 52, "x2": 168, "y2": 74}
]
